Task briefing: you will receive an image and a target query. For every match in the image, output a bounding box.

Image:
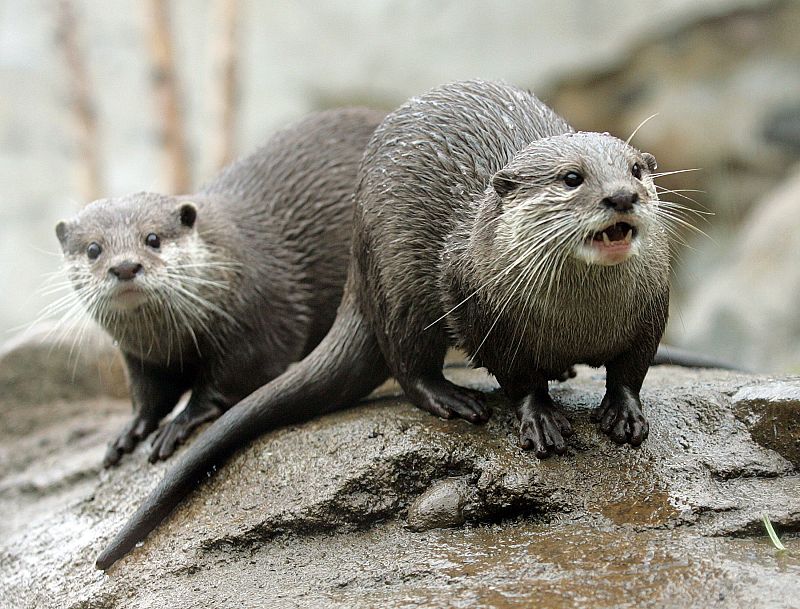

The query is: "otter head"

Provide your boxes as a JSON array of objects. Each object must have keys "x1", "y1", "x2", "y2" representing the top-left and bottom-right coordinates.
[
  {"x1": 490, "y1": 132, "x2": 659, "y2": 267},
  {"x1": 55, "y1": 193, "x2": 200, "y2": 324}
]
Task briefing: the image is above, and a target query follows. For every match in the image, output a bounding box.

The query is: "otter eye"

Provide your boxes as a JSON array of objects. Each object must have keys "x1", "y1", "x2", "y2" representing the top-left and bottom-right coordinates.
[
  {"x1": 632, "y1": 162, "x2": 642, "y2": 180},
  {"x1": 563, "y1": 171, "x2": 583, "y2": 188},
  {"x1": 87, "y1": 242, "x2": 102, "y2": 260},
  {"x1": 145, "y1": 233, "x2": 161, "y2": 249}
]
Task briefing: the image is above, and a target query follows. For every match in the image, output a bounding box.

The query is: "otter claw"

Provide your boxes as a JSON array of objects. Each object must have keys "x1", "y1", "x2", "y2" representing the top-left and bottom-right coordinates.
[
  {"x1": 103, "y1": 415, "x2": 159, "y2": 467},
  {"x1": 149, "y1": 402, "x2": 223, "y2": 462},
  {"x1": 592, "y1": 388, "x2": 649, "y2": 446},
  {"x1": 518, "y1": 400, "x2": 572, "y2": 458},
  {"x1": 408, "y1": 378, "x2": 491, "y2": 424}
]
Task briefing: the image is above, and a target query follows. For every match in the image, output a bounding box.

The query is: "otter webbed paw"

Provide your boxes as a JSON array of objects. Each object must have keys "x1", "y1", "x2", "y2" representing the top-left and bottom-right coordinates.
[
  {"x1": 591, "y1": 386, "x2": 649, "y2": 446},
  {"x1": 407, "y1": 377, "x2": 491, "y2": 424},
  {"x1": 516, "y1": 393, "x2": 573, "y2": 458},
  {"x1": 149, "y1": 401, "x2": 223, "y2": 462},
  {"x1": 103, "y1": 415, "x2": 159, "y2": 467}
]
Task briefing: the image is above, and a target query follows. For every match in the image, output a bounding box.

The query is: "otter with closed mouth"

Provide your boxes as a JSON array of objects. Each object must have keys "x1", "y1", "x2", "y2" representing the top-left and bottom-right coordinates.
[
  {"x1": 56, "y1": 108, "x2": 384, "y2": 466},
  {"x1": 97, "y1": 79, "x2": 682, "y2": 568}
]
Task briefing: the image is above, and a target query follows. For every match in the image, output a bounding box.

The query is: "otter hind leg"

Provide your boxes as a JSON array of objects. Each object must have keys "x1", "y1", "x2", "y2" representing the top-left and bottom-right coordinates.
[{"x1": 387, "y1": 318, "x2": 491, "y2": 423}]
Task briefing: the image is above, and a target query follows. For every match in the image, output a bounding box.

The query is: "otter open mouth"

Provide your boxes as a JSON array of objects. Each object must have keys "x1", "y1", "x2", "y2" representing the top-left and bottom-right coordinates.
[
  {"x1": 580, "y1": 221, "x2": 640, "y2": 266},
  {"x1": 589, "y1": 221, "x2": 637, "y2": 247}
]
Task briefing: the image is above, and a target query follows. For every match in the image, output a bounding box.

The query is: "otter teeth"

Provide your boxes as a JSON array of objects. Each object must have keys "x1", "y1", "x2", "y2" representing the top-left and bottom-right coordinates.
[{"x1": 592, "y1": 222, "x2": 637, "y2": 245}]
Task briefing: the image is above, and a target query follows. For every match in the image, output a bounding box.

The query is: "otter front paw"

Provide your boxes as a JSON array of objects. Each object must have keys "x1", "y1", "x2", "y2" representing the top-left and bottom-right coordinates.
[
  {"x1": 517, "y1": 397, "x2": 573, "y2": 458},
  {"x1": 149, "y1": 401, "x2": 223, "y2": 462},
  {"x1": 103, "y1": 415, "x2": 159, "y2": 467},
  {"x1": 408, "y1": 377, "x2": 491, "y2": 424},
  {"x1": 591, "y1": 387, "x2": 649, "y2": 446}
]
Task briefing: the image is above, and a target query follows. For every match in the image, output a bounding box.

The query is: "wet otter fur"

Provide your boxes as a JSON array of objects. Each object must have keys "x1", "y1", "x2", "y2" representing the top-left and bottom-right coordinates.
[
  {"x1": 97, "y1": 80, "x2": 685, "y2": 569},
  {"x1": 56, "y1": 108, "x2": 384, "y2": 466}
]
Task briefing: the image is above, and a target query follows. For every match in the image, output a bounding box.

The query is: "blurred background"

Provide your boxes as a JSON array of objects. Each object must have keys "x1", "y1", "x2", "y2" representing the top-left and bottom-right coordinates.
[{"x1": 1, "y1": 0, "x2": 798, "y2": 372}]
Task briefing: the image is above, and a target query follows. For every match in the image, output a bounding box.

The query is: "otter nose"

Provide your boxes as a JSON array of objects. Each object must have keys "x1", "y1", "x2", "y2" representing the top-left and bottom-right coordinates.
[
  {"x1": 109, "y1": 261, "x2": 143, "y2": 281},
  {"x1": 602, "y1": 191, "x2": 639, "y2": 212}
]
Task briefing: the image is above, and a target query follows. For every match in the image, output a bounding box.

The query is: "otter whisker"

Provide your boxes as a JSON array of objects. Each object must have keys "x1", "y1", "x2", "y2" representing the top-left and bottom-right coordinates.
[
  {"x1": 168, "y1": 294, "x2": 203, "y2": 358},
  {"x1": 166, "y1": 282, "x2": 240, "y2": 328},
  {"x1": 527, "y1": 226, "x2": 583, "y2": 364},
  {"x1": 506, "y1": 247, "x2": 561, "y2": 368},
  {"x1": 625, "y1": 113, "x2": 659, "y2": 145},
  {"x1": 476, "y1": 220, "x2": 578, "y2": 361},
  {"x1": 472, "y1": 243, "x2": 544, "y2": 356},
  {"x1": 653, "y1": 205, "x2": 713, "y2": 241},
  {"x1": 651, "y1": 168, "x2": 701, "y2": 178},
  {"x1": 170, "y1": 259, "x2": 243, "y2": 270},
  {"x1": 654, "y1": 222, "x2": 691, "y2": 248},
  {"x1": 656, "y1": 198, "x2": 713, "y2": 218},
  {"x1": 162, "y1": 273, "x2": 231, "y2": 291}
]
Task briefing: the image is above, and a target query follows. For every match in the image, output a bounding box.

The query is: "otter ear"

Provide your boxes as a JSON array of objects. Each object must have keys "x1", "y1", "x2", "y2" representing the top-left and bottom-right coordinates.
[
  {"x1": 492, "y1": 170, "x2": 522, "y2": 199},
  {"x1": 55, "y1": 220, "x2": 70, "y2": 246},
  {"x1": 642, "y1": 152, "x2": 657, "y2": 171},
  {"x1": 179, "y1": 203, "x2": 197, "y2": 228}
]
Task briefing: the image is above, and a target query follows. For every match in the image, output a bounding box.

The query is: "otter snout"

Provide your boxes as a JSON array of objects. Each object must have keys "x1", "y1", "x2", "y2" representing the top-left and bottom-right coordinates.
[
  {"x1": 602, "y1": 191, "x2": 639, "y2": 213},
  {"x1": 109, "y1": 261, "x2": 143, "y2": 281}
]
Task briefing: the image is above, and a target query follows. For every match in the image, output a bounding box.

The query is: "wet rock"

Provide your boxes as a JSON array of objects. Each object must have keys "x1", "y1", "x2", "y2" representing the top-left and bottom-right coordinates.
[
  {"x1": 732, "y1": 381, "x2": 800, "y2": 467},
  {"x1": 407, "y1": 477, "x2": 470, "y2": 531},
  {"x1": 1, "y1": 364, "x2": 798, "y2": 608},
  {"x1": 677, "y1": 165, "x2": 800, "y2": 372},
  {"x1": 0, "y1": 321, "x2": 127, "y2": 404}
]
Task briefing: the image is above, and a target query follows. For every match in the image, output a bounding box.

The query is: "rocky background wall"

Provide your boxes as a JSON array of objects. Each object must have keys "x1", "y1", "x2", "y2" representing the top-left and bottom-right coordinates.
[{"x1": 2, "y1": 0, "x2": 799, "y2": 371}]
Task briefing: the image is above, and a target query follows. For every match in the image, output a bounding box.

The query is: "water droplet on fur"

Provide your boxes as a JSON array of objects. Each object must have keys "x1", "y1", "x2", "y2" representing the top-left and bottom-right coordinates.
[{"x1": 450, "y1": 184, "x2": 466, "y2": 197}]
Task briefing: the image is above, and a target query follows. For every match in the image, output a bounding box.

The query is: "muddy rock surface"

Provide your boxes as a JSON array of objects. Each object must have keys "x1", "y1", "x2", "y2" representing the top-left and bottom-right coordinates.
[{"x1": 0, "y1": 340, "x2": 798, "y2": 608}]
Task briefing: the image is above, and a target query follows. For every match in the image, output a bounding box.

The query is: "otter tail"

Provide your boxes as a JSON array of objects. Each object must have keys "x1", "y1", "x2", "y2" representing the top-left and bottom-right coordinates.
[
  {"x1": 96, "y1": 290, "x2": 388, "y2": 570},
  {"x1": 652, "y1": 344, "x2": 744, "y2": 371}
]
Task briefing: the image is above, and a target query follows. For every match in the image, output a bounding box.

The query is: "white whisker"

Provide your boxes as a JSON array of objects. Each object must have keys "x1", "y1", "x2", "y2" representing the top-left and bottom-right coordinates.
[{"x1": 625, "y1": 113, "x2": 659, "y2": 145}]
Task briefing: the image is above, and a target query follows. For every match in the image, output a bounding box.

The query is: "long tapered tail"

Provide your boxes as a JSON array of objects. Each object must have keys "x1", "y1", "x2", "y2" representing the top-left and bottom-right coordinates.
[
  {"x1": 96, "y1": 290, "x2": 388, "y2": 570},
  {"x1": 652, "y1": 344, "x2": 744, "y2": 371}
]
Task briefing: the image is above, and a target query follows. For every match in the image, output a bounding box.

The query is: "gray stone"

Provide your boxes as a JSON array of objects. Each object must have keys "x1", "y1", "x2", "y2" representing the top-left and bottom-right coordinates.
[
  {"x1": 678, "y1": 165, "x2": 800, "y2": 372},
  {"x1": 732, "y1": 380, "x2": 800, "y2": 467},
  {"x1": 407, "y1": 477, "x2": 470, "y2": 531},
  {"x1": 0, "y1": 320, "x2": 127, "y2": 404},
  {"x1": 1, "y1": 364, "x2": 798, "y2": 608}
]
